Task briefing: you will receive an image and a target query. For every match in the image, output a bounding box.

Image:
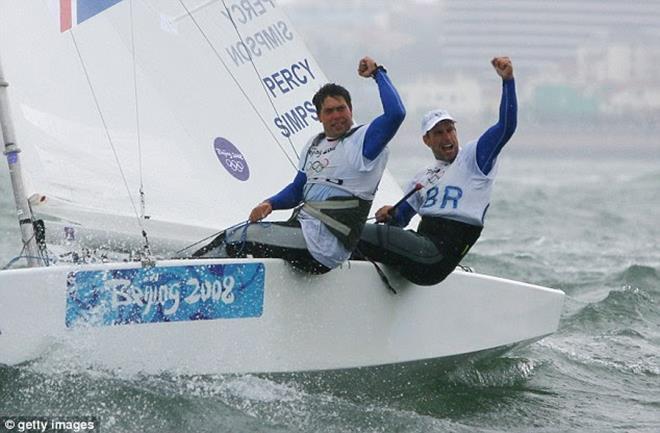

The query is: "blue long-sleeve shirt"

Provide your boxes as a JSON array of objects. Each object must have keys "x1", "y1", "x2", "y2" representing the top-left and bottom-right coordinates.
[
  {"x1": 267, "y1": 68, "x2": 405, "y2": 209},
  {"x1": 392, "y1": 78, "x2": 517, "y2": 227},
  {"x1": 476, "y1": 78, "x2": 517, "y2": 175}
]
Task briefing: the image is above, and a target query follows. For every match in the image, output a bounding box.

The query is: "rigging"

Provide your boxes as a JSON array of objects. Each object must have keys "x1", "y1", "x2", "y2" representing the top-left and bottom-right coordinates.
[{"x1": 68, "y1": 19, "x2": 153, "y2": 260}]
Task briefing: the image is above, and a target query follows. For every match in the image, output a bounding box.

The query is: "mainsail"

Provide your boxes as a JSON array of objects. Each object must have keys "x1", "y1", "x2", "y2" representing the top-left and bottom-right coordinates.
[{"x1": 0, "y1": 0, "x2": 403, "y2": 251}]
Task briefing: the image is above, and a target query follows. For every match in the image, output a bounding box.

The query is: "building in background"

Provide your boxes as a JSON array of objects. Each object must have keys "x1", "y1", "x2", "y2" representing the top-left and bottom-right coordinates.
[{"x1": 284, "y1": 0, "x2": 660, "y2": 132}]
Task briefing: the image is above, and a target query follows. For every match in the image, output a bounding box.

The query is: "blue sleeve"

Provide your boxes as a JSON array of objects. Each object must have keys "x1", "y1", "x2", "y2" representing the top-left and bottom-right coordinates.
[
  {"x1": 476, "y1": 78, "x2": 517, "y2": 175},
  {"x1": 267, "y1": 171, "x2": 306, "y2": 209},
  {"x1": 391, "y1": 201, "x2": 416, "y2": 227},
  {"x1": 362, "y1": 69, "x2": 406, "y2": 160}
]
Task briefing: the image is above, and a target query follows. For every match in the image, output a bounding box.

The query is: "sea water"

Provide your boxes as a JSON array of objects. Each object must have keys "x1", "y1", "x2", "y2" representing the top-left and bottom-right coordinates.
[{"x1": 1, "y1": 152, "x2": 658, "y2": 433}]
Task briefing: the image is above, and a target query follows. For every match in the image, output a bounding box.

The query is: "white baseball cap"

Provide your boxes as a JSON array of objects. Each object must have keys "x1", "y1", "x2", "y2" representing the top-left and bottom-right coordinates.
[{"x1": 421, "y1": 109, "x2": 455, "y2": 134}]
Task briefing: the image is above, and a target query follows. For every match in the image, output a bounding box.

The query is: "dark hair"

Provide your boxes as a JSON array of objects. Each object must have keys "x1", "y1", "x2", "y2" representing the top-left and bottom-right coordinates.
[{"x1": 312, "y1": 83, "x2": 352, "y2": 113}]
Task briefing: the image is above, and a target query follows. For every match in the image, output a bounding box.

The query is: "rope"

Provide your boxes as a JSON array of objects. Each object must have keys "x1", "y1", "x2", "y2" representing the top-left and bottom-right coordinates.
[
  {"x1": 175, "y1": 220, "x2": 251, "y2": 257},
  {"x1": 231, "y1": 220, "x2": 252, "y2": 257},
  {"x1": 174, "y1": 229, "x2": 226, "y2": 256},
  {"x1": 129, "y1": 0, "x2": 147, "y2": 219},
  {"x1": 17, "y1": 229, "x2": 48, "y2": 267},
  {"x1": 2, "y1": 245, "x2": 59, "y2": 270},
  {"x1": 68, "y1": 30, "x2": 150, "y2": 249},
  {"x1": 2, "y1": 256, "x2": 48, "y2": 270},
  {"x1": 353, "y1": 247, "x2": 397, "y2": 294}
]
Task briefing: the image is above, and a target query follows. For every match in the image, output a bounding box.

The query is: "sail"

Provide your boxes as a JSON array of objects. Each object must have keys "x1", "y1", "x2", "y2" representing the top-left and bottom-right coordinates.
[{"x1": 0, "y1": 0, "x2": 403, "y2": 247}]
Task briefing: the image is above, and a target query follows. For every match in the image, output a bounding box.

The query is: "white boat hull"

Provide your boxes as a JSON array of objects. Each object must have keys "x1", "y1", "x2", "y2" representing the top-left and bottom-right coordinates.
[{"x1": 0, "y1": 258, "x2": 564, "y2": 375}]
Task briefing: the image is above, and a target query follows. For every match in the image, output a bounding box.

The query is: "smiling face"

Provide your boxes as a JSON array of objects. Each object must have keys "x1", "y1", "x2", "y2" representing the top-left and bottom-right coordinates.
[
  {"x1": 423, "y1": 120, "x2": 459, "y2": 162},
  {"x1": 318, "y1": 96, "x2": 353, "y2": 138}
]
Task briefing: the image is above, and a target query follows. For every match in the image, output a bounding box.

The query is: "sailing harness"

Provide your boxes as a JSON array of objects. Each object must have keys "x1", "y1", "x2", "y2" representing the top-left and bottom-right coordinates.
[{"x1": 298, "y1": 196, "x2": 372, "y2": 251}]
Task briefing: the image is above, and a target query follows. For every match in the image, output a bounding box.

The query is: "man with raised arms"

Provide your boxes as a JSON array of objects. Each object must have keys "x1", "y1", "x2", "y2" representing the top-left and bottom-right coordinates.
[
  {"x1": 356, "y1": 57, "x2": 517, "y2": 285},
  {"x1": 195, "y1": 56, "x2": 405, "y2": 273}
]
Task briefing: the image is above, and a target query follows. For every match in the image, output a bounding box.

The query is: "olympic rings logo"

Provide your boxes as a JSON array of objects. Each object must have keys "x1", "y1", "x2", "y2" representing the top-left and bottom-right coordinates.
[
  {"x1": 310, "y1": 158, "x2": 330, "y2": 173},
  {"x1": 224, "y1": 158, "x2": 245, "y2": 172}
]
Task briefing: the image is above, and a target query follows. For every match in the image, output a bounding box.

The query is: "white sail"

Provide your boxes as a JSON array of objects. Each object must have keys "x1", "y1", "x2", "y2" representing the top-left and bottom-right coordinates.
[{"x1": 0, "y1": 0, "x2": 403, "y2": 247}]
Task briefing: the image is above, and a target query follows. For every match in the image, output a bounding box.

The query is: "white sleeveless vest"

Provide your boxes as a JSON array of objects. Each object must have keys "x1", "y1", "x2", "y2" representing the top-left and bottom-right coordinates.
[
  {"x1": 298, "y1": 123, "x2": 389, "y2": 201},
  {"x1": 406, "y1": 140, "x2": 497, "y2": 227}
]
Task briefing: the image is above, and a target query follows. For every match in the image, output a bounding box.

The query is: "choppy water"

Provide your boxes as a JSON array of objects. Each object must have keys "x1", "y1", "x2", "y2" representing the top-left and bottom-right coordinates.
[{"x1": 1, "y1": 154, "x2": 659, "y2": 432}]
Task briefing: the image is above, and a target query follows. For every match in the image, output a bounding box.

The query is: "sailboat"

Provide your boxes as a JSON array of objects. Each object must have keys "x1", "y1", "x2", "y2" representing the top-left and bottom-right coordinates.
[{"x1": 0, "y1": 1, "x2": 563, "y2": 375}]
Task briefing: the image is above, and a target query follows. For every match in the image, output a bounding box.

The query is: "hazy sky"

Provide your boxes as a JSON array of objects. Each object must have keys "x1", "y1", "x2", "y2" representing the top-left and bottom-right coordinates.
[{"x1": 278, "y1": 0, "x2": 660, "y2": 160}]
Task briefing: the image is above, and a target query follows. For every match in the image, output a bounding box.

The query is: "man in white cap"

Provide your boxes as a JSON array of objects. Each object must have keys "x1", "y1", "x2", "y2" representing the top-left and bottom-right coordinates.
[{"x1": 356, "y1": 56, "x2": 516, "y2": 285}]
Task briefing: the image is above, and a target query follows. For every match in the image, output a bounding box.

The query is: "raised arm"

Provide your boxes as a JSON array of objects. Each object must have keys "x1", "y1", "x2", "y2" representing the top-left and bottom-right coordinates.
[
  {"x1": 357, "y1": 57, "x2": 406, "y2": 160},
  {"x1": 476, "y1": 57, "x2": 517, "y2": 175}
]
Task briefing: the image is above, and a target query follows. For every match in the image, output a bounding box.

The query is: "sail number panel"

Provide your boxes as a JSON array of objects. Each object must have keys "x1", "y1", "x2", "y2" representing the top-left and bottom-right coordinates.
[{"x1": 65, "y1": 263, "x2": 265, "y2": 328}]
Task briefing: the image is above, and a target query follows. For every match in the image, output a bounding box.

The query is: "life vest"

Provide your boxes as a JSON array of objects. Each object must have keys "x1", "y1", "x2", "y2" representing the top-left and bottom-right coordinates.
[{"x1": 299, "y1": 125, "x2": 387, "y2": 201}]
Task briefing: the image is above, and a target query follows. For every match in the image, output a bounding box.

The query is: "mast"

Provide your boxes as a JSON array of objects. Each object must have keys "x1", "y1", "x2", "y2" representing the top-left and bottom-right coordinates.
[{"x1": 0, "y1": 57, "x2": 43, "y2": 267}]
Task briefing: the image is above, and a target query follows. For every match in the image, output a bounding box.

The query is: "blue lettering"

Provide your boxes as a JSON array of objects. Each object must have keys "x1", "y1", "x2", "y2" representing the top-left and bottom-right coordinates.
[
  {"x1": 441, "y1": 186, "x2": 463, "y2": 209},
  {"x1": 221, "y1": 0, "x2": 274, "y2": 24},
  {"x1": 278, "y1": 20, "x2": 293, "y2": 41},
  {"x1": 295, "y1": 106, "x2": 308, "y2": 124},
  {"x1": 221, "y1": 5, "x2": 247, "y2": 25},
  {"x1": 254, "y1": 32, "x2": 267, "y2": 49},
  {"x1": 226, "y1": 42, "x2": 251, "y2": 67},
  {"x1": 299, "y1": 58, "x2": 315, "y2": 80},
  {"x1": 274, "y1": 101, "x2": 316, "y2": 137},
  {"x1": 291, "y1": 64, "x2": 306, "y2": 84},
  {"x1": 247, "y1": 37, "x2": 261, "y2": 57},
  {"x1": 283, "y1": 111, "x2": 303, "y2": 134},
  {"x1": 274, "y1": 117, "x2": 291, "y2": 138},
  {"x1": 224, "y1": 21, "x2": 294, "y2": 66},
  {"x1": 240, "y1": 0, "x2": 258, "y2": 21},
  {"x1": 279, "y1": 68, "x2": 295, "y2": 94},
  {"x1": 304, "y1": 100, "x2": 318, "y2": 121},
  {"x1": 422, "y1": 186, "x2": 439, "y2": 208},
  {"x1": 272, "y1": 72, "x2": 286, "y2": 94},
  {"x1": 263, "y1": 77, "x2": 276, "y2": 97},
  {"x1": 262, "y1": 59, "x2": 315, "y2": 98},
  {"x1": 263, "y1": 25, "x2": 284, "y2": 47}
]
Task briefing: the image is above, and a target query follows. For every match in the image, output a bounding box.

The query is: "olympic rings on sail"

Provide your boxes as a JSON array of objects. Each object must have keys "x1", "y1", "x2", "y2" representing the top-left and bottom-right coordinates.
[{"x1": 225, "y1": 159, "x2": 245, "y2": 172}]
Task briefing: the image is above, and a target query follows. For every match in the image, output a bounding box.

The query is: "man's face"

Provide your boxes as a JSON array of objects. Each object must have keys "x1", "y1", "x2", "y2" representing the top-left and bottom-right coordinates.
[
  {"x1": 423, "y1": 120, "x2": 459, "y2": 162},
  {"x1": 318, "y1": 96, "x2": 353, "y2": 138}
]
